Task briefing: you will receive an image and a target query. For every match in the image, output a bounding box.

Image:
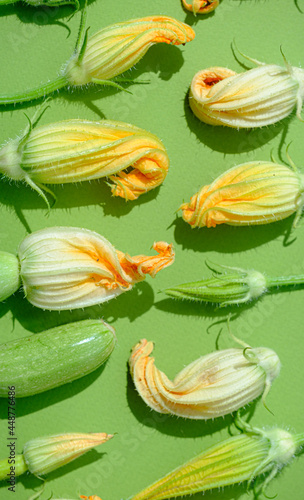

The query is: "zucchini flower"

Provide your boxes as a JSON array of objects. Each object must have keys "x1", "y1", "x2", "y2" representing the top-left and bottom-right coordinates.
[
  {"x1": 182, "y1": 0, "x2": 219, "y2": 15},
  {"x1": 0, "y1": 16, "x2": 195, "y2": 106},
  {"x1": 180, "y1": 161, "x2": 304, "y2": 228},
  {"x1": 129, "y1": 339, "x2": 280, "y2": 419},
  {"x1": 17, "y1": 227, "x2": 175, "y2": 310},
  {"x1": 0, "y1": 117, "x2": 169, "y2": 204},
  {"x1": 0, "y1": 432, "x2": 113, "y2": 481},
  {"x1": 130, "y1": 416, "x2": 304, "y2": 500},
  {"x1": 189, "y1": 58, "x2": 304, "y2": 128},
  {"x1": 164, "y1": 261, "x2": 304, "y2": 306}
]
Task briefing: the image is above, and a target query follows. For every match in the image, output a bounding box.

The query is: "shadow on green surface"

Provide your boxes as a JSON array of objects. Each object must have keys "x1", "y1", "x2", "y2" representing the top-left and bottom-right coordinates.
[
  {"x1": 0, "y1": 177, "x2": 161, "y2": 227},
  {"x1": 154, "y1": 296, "x2": 253, "y2": 320},
  {"x1": 172, "y1": 215, "x2": 296, "y2": 253},
  {"x1": 0, "y1": 363, "x2": 106, "y2": 419},
  {"x1": 0, "y1": 42, "x2": 186, "y2": 113},
  {"x1": 0, "y1": 281, "x2": 154, "y2": 332},
  {"x1": 0, "y1": 0, "x2": 96, "y2": 22},
  {"x1": 1, "y1": 449, "x2": 107, "y2": 493},
  {"x1": 126, "y1": 370, "x2": 259, "y2": 439},
  {"x1": 184, "y1": 90, "x2": 292, "y2": 155}
]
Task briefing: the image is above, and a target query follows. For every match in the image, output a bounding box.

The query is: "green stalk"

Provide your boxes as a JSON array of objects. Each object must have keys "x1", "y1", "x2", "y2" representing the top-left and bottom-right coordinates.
[
  {"x1": 0, "y1": 76, "x2": 68, "y2": 106},
  {"x1": 266, "y1": 275, "x2": 304, "y2": 289},
  {"x1": 0, "y1": 455, "x2": 28, "y2": 481},
  {"x1": 0, "y1": 0, "x2": 17, "y2": 4}
]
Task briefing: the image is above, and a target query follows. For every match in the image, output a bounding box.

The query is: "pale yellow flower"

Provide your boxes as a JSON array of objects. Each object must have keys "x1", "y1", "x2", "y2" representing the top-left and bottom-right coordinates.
[
  {"x1": 189, "y1": 62, "x2": 304, "y2": 128},
  {"x1": 180, "y1": 161, "x2": 304, "y2": 228},
  {"x1": 130, "y1": 417, "x2": 304, "y2": 500},
  {"x1": 66, "y1": 16, "x2": 195, "y2": 86},
  {"x1": 23, "y1": 433, "x2": 112, "y2": 476},
  {"x1": 129, "y1": 339, "x2": 280, "y2": 419},
  {"x1": 18, "y1": 227, "x2": 175, "y2": 310},
  {"x1": 0, "y1": 119, "x2": 169, "y2": 202}
]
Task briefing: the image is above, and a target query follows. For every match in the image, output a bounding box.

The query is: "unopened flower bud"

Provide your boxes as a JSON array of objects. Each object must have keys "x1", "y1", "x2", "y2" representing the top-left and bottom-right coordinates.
[
  {"x1": 164, "y1": 262, "x2": 268, "y2": 306},
  {"x1": 23, "y1": 433, "x2": 113, "y2": 476},
  {"x1": 130, "y1": 418, "x2": 304, "y2": 500}
]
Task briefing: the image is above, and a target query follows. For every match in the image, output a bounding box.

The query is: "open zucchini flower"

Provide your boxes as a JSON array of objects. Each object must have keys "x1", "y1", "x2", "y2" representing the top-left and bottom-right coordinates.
[
  {"x1": 18, "y1": 227, "x2": 175, "y2": 310},
  {"x1": 189, "y1": 57, "x2": 304, "y2": 128},
  {"x1": 182, "y1": 0, "x2": 219, "y2": 15},
  {"x1": 130, "y1": 415, "x2": 304, "y2": 500},
  {"x1": 0, "y1": 118, "x2": 169, "y2": 204},
  {"x1": 180, "y1": 161, "x2": 304, "y2": 228},
  {"x1": 0, "y1": 16, "x2": 195, "y2": 106},
  {"x1": 129, "y1": 339, "x2": 280, "y2": 419}
]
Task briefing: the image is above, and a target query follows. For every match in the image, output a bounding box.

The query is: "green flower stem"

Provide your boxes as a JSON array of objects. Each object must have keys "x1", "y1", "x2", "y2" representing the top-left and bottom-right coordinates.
[
  {"x1": 266, "y1": 275, "x2": 304, "y2": 289},
  {"x1": 0, "y1": 76, "x2": 69, "y2": 106},
  {"x1": 0, "y1": 455, "x2": 28, "y2": 481},
  {"x1": 0, "y1": 0, "x2": 17, "y2": 4},
  {"x1": 293, "y1": 432, "x2": 304, "y2": 449}
]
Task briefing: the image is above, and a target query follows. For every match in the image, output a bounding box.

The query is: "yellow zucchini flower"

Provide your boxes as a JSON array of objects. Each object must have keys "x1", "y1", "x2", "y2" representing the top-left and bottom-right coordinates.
[
  {"x1": 130, "y1": 416, "x2": 304, "y2": 500},
  {"x1": 189, "y1": 61, "x2": 304, "y2": 128},
  {"x1": 18, "y1": 227, "x2": 175, "y2": 310},
  {"x1": 180, "y1": 161, "x2": 304, "y2": 228},
  {"x1": 129, "y1": 339, "x2": 280, "y2": 419},
  {"x1": 0, "y1": 119, "x2": 169, "y2": 203},
  {"x1": 182, "y1": 0, "x2": 219, "y2": 15},
  {"x1": 0, "y1": 433, "x2": 113, "y2": 481},
  {"x1": 66, "y1": 16, "x2": 195, "y2": 86},
  {"x1": 0, "y1": 16, "x2": 195, "y2": 106}
]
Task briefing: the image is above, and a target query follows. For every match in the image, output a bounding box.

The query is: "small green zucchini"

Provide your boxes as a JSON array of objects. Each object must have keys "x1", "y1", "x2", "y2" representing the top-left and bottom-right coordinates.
[{"x1": 0, "y1": 319, "x2": 116, "y2": 397}]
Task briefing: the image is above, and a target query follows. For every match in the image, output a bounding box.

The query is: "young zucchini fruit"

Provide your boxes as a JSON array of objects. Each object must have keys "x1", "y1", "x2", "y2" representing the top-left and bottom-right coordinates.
[{"x1": 0, "y1": 319, "x2": 116, "y2": 397}]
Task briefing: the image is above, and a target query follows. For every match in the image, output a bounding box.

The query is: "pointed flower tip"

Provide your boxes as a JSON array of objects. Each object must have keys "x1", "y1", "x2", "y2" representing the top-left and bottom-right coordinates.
[{"x1": 23, "y1": 432, "x2": 113, "y2": 477}]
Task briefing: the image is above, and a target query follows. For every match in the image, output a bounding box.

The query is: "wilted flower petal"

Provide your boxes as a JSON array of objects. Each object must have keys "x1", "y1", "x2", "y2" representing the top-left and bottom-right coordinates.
[
  {"x1": 66, "y1": 16, "x2": 195, "y2": 85},
  {"x1": 0, "y1": 119, "x2": 169, "y2": 202},
  {"x1": 129, "y1": 339, "x2": 280, "y2": 419},
  {"x1": 189, "y1": 62, "x2": 304, "y2": 128},
  {"x1": 180, "y1": 161, "x2": 304, "y2": 228},
  {"x1": 18, "y1": 227, "x2": 174, "y2": 310}
]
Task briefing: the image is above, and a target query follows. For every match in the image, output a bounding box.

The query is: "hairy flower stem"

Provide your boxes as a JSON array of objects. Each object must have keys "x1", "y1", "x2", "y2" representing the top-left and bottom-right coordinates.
[
  {"x1": 0, "y1": 76, "x2": 69, "y2": 106},
  {"x1": 267, "y1": 275, "x2": 304, "y2": 289}
]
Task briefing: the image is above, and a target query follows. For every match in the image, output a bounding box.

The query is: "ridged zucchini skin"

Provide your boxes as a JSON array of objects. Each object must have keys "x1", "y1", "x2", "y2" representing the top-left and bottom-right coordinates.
[{"x1": 0, "y1": 319, "x2": 116, "y2": 397}]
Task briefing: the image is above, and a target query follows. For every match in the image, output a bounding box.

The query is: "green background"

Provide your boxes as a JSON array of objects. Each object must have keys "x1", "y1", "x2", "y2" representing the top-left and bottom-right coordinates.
[{"x1": 1, "y1": 0, "x2": 304, "y2": 499}]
